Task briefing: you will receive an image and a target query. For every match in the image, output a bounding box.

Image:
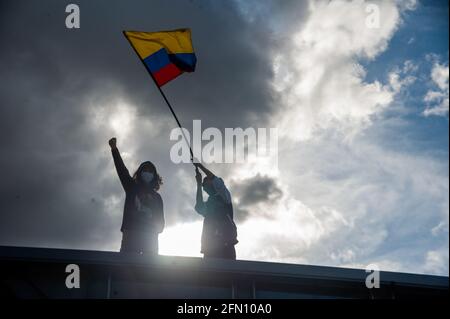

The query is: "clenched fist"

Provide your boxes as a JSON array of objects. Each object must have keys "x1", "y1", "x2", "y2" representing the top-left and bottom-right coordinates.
[{"x1": 109, "y1": 137, "x2": 117, "y2": 150}]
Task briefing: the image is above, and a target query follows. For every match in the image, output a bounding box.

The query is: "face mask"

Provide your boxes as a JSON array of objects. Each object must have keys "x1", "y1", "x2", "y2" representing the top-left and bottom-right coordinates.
[{"x1": 141, "y1": 171, "x2": 154, "y2": 184}]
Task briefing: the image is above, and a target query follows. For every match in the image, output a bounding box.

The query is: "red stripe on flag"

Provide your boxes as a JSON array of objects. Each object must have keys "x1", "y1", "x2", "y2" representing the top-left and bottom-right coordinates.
[{"x1": 153, "y1": 63, "x2": 183, "y2": 86}]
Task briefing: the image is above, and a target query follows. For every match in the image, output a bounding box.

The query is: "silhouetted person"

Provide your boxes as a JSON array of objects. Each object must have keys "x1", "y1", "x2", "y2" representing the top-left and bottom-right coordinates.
[
  {"x1": 194, "y1": 163, "x2": 238, "y2": 259},
  {"x1": 109, "y1": 137, "x2": 164, "y2": 254}
]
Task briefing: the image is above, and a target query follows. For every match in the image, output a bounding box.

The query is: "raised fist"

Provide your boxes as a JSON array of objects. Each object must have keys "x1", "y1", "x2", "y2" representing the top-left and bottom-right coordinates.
[{"x1": 109, "y1": 137, "x2": 117, "y2": 149}]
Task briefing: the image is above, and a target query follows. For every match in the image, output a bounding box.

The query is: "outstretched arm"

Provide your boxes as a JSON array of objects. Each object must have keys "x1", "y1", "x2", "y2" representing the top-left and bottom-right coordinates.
[{"x1": 109, "y1": 137, "x2": 133, "y2": 192}]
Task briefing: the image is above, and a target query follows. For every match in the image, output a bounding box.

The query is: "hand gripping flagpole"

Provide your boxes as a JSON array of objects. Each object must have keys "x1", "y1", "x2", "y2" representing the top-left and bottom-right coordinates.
[{"x1": 123, "y1": 31, "x2": 195, "y2": 164}]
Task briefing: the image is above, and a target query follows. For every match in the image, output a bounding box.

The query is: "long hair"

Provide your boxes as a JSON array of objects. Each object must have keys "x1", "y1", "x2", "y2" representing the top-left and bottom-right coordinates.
[{"x1": 132, "y1": 161, "x2": 163, "y2": 191}]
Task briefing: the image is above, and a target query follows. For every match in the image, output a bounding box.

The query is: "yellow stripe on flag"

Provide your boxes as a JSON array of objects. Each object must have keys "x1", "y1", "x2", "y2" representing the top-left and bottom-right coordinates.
[{"x1": 124, "y1": 29, "x2": 195, "y2": 59}]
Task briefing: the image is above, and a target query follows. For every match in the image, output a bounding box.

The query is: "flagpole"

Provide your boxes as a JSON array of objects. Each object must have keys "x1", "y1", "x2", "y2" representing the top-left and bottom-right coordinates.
[
  {"x1": 123, "y1": 31, "x2": 195, "y2": 163},
  {"x1": 155, "y1": 85, "x2": 195, "y2": 161}
]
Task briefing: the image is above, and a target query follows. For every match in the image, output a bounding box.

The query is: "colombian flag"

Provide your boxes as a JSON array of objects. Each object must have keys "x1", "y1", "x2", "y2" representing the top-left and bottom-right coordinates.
[{"x1": 124, "y1": 29, "x2": 197, "y2": 87}]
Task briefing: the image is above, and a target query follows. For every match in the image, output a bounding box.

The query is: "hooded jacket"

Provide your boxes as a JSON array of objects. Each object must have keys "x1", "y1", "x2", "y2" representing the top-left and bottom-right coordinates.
[
  {"x1": 111, "y1": 148, "x2": 165, "y2": 234},
  {"x1": 195, "y1": 176, "x2": 238, "y2": 254}
]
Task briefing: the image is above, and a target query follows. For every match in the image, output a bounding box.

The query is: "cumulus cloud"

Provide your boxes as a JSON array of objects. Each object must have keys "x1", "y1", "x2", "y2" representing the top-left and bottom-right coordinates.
[
  {"x1": 423, "y1": 61, "x2": 449, "y2": 116},
  {"x1": 270, "y1": 0, "x2": 412, "y2": 141},
  {"x1": 219, "y1": 121, "x2": 448, "y2": 273},
  {"x1": 223, "y1": 0, "x2": 448, "y2": 274},
  {"x1": 388, "y1": 60, "x2": 418, "y2": 93},
  {"x1": 278, "y1": 133, "x2": 448, "y2": 273}
]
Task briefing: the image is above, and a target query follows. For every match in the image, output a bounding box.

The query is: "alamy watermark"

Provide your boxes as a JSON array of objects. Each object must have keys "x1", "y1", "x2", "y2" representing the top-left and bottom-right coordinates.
[
  {"x1": 63, "y1": 2, "x2": 379, "y2": 30},
  {"x1": 65, "y1": 264, "x2": 80, "y2": 289},
  {"x1": 65, "y1": 4, "x2": 80, "y2": 29},
  {"x1": 365, "y1": 264, "x2": 380, "y2": 289},
  {"x1": 169, "y1": 120, "x2": 278, "y2": 165}
]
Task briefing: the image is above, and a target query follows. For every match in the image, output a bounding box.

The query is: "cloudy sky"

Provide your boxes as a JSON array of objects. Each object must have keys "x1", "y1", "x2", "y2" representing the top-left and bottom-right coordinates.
[{"x1": 0, "y1": 0, "x2": 448, "y2": 275}]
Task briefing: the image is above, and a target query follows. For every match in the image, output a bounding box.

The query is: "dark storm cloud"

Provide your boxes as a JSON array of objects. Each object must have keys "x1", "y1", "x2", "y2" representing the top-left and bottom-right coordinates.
[
  {"x1": 0, "y1": 0, "x2": 280, "y2": 126},
  {"x1": 231, "y1": 174, "x2": 283, "y2": 222},
  {"x1": 0, "y1": 0, "x2": 306, "y2": 251}
]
